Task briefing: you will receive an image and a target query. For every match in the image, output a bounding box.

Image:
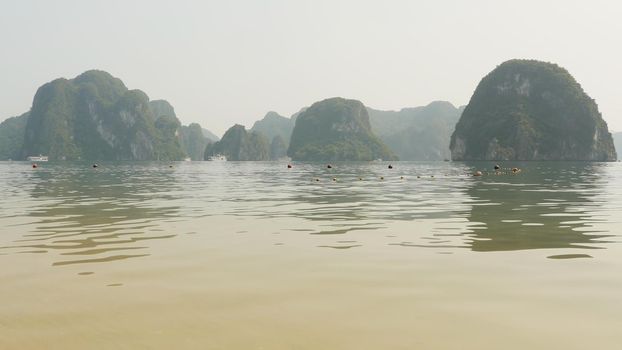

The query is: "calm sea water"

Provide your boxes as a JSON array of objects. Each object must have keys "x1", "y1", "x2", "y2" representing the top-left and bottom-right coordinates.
[{"x1": 1, "y1": 161, "x2": 621, "y2": 349}]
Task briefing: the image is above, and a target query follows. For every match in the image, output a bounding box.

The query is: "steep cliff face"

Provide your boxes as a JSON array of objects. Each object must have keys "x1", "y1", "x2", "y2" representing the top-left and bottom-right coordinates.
[
  {"x1": 180, "y1": 123, "x2": 210, "y2": 160},
  {"x1": 269, "y1": 135, "x2": 288, "y2": 160},
  {"x1": 287, "y1": 97, "x2": 396, "y2": 161},
  {"x1": 20, "y1": 70, "x2": 186, "y2": 160},
  {"x1": 450, "y1": 60, "x2": 616, "y2": 161},
  {"x1": 0, "y1": 112, "x2": 29, "y2": 160},
  {"x1": 368, "y1": 101, "x2": 463, "y2": 160},
  {"x1": 204, "y1": 124, "x2": 270, "y2": 161}
]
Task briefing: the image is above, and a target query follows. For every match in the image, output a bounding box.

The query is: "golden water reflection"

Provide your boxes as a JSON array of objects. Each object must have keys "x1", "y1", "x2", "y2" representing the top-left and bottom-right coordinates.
[
  {"x1": 0, "y1": 163, "x2": 182, "y2": 266},
  {"x1": 0, "y1": 161, "x2": 620, "y2": 267},
  {"x1": 462, "y1": 162, "x2": 614, "y2": 252}
]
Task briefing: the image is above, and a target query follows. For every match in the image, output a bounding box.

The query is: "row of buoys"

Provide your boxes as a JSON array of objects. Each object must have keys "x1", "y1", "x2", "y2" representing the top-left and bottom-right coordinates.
[
  {"x1": 32, "y1": 163, "x2": 99, "y2": 169},
  {"x1": 290, "y1": 164, "x2": 397, "y2": 170},
  {"x1": 291, "y1": 162, "x2": 521, "y2": 178},
  {"x1": 30, "y1": 161, "x2": 521, "y2": 178},
  {"x1": 312, "y1": 175, "x2": 443, "y2": 182},
  {"x1": 474, "y1": 164, "x2": 522, "y2": 176}
]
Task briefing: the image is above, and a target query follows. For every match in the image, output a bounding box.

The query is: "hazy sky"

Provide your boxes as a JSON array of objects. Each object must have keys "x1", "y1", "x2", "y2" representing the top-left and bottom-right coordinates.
[{"x1": 1, "y1": 0, "x2": 621, "y2": 136}]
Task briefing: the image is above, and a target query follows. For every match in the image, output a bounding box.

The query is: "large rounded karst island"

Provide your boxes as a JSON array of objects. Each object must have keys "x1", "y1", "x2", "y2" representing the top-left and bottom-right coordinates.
[{"x1": 450, "y1": 59, "x2": 617, "y2": 161}]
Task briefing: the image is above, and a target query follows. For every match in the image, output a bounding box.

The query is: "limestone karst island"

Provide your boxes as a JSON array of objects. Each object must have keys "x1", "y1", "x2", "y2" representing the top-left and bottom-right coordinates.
[
  {"x1": 451, "y1": 60, "x2": 616, "y2": 161},
  {"x1": 4, "y1": 2, "x2": 622, "y2": 350},
  {"x1": 1, "y1": 60, "x2": 618, "y2": 162}
]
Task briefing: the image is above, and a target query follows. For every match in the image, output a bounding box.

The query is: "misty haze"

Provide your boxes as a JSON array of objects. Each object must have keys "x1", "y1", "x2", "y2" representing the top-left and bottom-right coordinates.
[{"x1": 1, "y1": 1, "x2": 622, "y2": 349}]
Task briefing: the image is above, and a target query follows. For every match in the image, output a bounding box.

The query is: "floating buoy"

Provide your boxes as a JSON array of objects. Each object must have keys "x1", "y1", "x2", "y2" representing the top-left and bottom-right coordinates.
[
  {"x1": 388, "y1": 164, "x2": 393, "y2": 169},
  {"x1": 400, "y1": 176, "x2": 404, "y2": 180},
  {"x1": 327, "y1": 164, "x2": 332, "y2": 169},
  {"x1": 417, "y1": 176, "x2": 421, "y2": 178},
  {"x1": 332, "y1": 177, "x2": 337, "y2": 182},
  {"x1": 169, "y1": 165, "x2": 173, "y2": 168},
  {"x1": 32, "y1": 163, "x2": 37, "y2": 168},
  {"x1": 315, "y1": 178, "x2": 320, "y2": 182},
  {"x1": 473, "y1": 171, "x2": 483, "y2": 177},
  {"x1": 287, "y1": 164, "x2": 292, "y2": 169},
  {"x1": 358, "y1": 177, "x2": 363, "y2": 181},
  {"x1": 380, "y1": 176, "x2": 384, "y2": 180}
]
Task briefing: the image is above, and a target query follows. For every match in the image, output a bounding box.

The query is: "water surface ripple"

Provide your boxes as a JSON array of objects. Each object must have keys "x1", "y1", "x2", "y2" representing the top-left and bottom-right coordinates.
[{"x1": 1, "y1": 161, "x2": 620, "y2": 266}]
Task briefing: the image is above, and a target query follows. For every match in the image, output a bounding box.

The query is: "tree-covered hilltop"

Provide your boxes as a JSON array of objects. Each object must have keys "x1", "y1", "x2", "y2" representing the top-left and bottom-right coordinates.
[
  {"x1": 0, "y1": 112, "x2": 29, "y2": 160},
  {"x1": 204, "y1": 124, "x2": 271, "y2": 161},
  {"x1": 287, "y1": 97, "x2": 396, "y2": 161},
  {"x1": 20, "y1": 70, "x2": 186, "y2": 160},
  {"x1": 6, "y1": 70, "x2": 220, "y2": 161},
  {"x1": 368, "y1": 101, "x2": 463, "y2": 160},
  {"x1": 250, "y1": 111, "x2": 294, "y2": 147},
  {"x1": 450, "y1": 59, "x2": 616, "y2": 161},
  {"x1": 245, "y1": 101, "x2": 463, "y2": 161}
]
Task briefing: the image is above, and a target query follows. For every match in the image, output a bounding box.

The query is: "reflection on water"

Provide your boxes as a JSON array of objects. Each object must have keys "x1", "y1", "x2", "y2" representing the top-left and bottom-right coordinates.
[
  {"x1": 462, "y1": 162, "x2": 614, "y2": 252},
  {"x1": 2, "y1": 160, "x2": 622, "y2": 350},
  {"x1": 0, "y1": 163, "x2": 181, "y2": 266},
  {"x1": 0, "y1": 161, "x2": 621, "y2": 266}
]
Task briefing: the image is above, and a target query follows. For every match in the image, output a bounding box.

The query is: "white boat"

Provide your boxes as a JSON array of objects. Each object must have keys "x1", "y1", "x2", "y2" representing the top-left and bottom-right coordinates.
[
  {"x1": 207, "y1": 154, "x2": 227, "y2": 161},
  {"x1": 27, "y1": 155, "x2": 48, "y2": 162},
  {"x1": 183, "y1": 157, "x2": 192, "y2": 162}
]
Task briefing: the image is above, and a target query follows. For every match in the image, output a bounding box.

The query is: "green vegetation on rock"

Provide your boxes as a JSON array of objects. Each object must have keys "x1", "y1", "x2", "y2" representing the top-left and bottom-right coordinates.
[
  {"x1": 154, "y1": 114, "x2": 185, "y2": 161},
  {"x1": 270, "y1": 135, "x2": 288, "y2": 160},
  {"x1": 204, "y1": 124, "x2": 270, "y2": 161},
  {"x1": 181, "y1": 123, "x2": 211, "y2": 160},
  {"x1": 288, "y1": 97, "x2": 396, "y2": 161},
  {"x1": 250, "y1": 111, "x2": 294, "y2": 148},
  {"x1": 18, "y1": 70, "x2": 188, "y2": 160},
  {"x1": 450, "y1": 59, "x2": 617, "y2": 161},
  {"x1": 368, "y1": 101, "x2": 463, "y2": 160},
  {"x1": 21, "y1": 70, "x2": 184, "y2": 160},
  {"x1": 0, "y1": 113, "x2": 29, "y2": 160}
]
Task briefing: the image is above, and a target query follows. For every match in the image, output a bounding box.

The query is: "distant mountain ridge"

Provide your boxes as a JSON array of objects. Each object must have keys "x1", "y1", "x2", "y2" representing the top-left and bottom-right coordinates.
[
  {"x1": 3, "y1": 65, "x2": 616, "y2": 162},
  {"x1": 201, "y1": 128, "x2": 219, "y2": 143},
  {"x1": 245, "y1": 101, "x2": 462, "y2": 161},
  {"x1": 367, "y1": 101, "x2": 464, "y2": 160},
  {"x1": 250, "y1": 111, "x2": 294, "y2": 147}
]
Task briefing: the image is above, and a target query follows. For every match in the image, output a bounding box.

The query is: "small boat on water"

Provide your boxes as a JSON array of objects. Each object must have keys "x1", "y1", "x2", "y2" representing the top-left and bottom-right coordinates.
[
  {"x1": 207, "y1": 154, "x2": 227, "y2": 161},
  {"x1": 27, "y1": 155, "x2": 48, "y2": 162}
]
